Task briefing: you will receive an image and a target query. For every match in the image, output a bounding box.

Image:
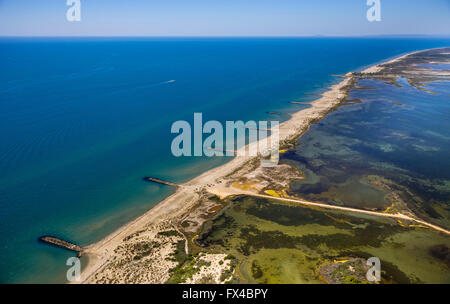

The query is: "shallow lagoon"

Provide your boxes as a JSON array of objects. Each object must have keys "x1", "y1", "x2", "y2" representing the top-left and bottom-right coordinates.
[{"x1": 284, "y1": 78, "x2": 450, "y2": 229}]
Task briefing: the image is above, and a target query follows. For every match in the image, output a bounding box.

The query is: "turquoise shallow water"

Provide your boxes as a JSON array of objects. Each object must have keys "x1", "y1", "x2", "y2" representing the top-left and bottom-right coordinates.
[{"x1": 1, "y1": 37, "x2": 449, "y2": 283}]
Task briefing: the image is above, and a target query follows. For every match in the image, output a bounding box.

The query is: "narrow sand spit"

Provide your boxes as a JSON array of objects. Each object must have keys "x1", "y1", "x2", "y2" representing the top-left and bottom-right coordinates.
[{"x1": 78, "y1": 48, "x2": 448, "y2": 284}]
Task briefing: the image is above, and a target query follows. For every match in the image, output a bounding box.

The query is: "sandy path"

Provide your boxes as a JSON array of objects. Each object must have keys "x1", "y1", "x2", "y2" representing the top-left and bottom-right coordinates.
[{"x1": 209, "y1": 187, "x2": 450, "y2": 236}]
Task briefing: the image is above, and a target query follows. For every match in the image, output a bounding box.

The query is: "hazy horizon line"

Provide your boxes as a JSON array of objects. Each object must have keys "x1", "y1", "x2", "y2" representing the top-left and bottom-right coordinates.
[{"x1": 1, "y1": 34, "x2": 450, "y2": 39}]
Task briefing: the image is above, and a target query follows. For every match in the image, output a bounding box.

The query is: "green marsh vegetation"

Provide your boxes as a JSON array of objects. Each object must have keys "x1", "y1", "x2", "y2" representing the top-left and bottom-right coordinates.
[{"x1": 199, "y1": 196, "x2": 450, "y2": 283}]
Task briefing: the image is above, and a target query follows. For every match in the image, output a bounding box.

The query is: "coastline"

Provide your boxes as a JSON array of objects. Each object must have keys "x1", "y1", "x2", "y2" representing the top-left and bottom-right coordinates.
[{"x1": 77, "y1": 48, "x2": 444, "y2": 283}]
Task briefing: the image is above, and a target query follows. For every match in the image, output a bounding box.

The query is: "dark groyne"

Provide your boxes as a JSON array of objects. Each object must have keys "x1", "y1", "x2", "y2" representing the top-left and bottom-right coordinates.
[
  {"x1": 142, "y1": 177, "x2": 179, "y2": 187},
  {"x1": 39, "y1": 236, "x2": 84, "y2": 256},
  {"x1": 266, "y1": 111, "x2": 291, "y2": 117},
  {"x1": 330, "y1": 74, "x2": 347, "y2": 78}
]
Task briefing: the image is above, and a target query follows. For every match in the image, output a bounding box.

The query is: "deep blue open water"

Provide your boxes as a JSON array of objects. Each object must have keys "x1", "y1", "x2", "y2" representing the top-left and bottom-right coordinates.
[{"x1": 1, "y1": 37, "x2": 449, "y2": 283}]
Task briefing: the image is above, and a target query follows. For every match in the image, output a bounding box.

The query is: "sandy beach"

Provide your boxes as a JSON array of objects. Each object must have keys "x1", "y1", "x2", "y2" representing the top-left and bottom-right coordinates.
[{"x1": 78, "y1": 48, "x2": 449, "y2": 284}]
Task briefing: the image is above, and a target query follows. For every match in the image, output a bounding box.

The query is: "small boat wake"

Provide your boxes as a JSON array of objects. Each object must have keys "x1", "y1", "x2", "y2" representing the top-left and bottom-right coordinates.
[
  {"x1": 140, "y1": 79, "x2": 176, "y2": 89},
  {"x1": 157, "y1": 79, "x2": 176, "y2": 85}
]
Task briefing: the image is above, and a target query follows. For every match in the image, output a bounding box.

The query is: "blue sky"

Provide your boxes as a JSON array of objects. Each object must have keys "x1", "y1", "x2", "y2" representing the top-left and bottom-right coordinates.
[{"x1": 0, "y1": 0, "x2": 449, "y2": 36}]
